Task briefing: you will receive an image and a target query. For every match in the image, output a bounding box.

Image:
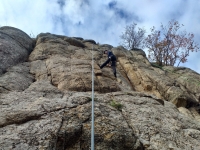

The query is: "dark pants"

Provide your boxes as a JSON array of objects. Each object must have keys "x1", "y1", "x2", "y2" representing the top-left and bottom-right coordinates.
[{"x1": 100, "y1": 55, "x2": 117, "y2": 77}]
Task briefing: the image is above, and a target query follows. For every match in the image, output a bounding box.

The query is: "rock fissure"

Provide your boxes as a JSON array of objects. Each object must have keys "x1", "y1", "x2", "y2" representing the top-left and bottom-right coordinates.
[
  {"x1": 53, "y1": 116, "x2": 64, "y2": 150},
  {"x1": 0, "y1": 86, "x2": 11, "y2": 92},
  {"x1": 118, "y1": 61, "x2": 135, "y2": 90}
]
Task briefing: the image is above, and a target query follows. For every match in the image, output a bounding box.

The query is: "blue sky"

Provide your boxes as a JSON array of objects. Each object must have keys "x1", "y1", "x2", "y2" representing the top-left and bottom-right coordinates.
[{"x1": 0, "y1": 0, "x2": 200, "y2": 73}]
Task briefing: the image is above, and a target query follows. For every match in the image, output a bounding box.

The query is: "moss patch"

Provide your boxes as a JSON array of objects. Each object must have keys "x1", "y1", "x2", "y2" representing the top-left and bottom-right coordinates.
[{"x1": 110, "y1": 100, "x2": 123, "y2": 111}]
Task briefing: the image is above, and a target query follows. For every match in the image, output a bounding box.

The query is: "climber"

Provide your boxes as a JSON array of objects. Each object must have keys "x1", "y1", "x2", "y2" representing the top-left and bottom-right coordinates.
[{"x1": 100, "y1": 50, "x2": 117, "y2": 77}]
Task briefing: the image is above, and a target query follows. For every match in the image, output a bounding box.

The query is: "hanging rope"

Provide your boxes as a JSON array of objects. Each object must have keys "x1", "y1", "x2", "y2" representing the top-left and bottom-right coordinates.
[{"x1": 91, "y1": 44, "x2": 95, "y2": 150}]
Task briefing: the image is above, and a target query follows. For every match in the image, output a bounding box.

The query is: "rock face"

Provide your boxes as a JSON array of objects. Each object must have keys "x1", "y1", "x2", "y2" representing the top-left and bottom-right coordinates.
[
  {"x1": 0, "y1": 27, "x2": 200, "y2": 150},
  {"x1": 0, "y1": 26, "x2": 34, "y2": 75}
]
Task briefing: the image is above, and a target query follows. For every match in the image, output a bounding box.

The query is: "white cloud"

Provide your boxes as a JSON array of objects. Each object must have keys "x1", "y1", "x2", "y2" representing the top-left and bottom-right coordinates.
[{"x1": 0, "y1": 0, "x2": 200, "y2": 73}]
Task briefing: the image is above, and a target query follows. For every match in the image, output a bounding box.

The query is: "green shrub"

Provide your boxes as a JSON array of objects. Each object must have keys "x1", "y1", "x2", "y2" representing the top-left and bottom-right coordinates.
[
  {"x1": 110, "y1": 100, "x2": 123, "y2": 111},
  {"x1": 151, "y1": 62, "x2": 163, "y2": 69}
]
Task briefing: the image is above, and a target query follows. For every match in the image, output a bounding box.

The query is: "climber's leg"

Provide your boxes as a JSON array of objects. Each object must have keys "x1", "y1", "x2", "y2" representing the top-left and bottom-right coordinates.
[{"x1": 100, "y1": 58, "x2": 110, "y2": 69}]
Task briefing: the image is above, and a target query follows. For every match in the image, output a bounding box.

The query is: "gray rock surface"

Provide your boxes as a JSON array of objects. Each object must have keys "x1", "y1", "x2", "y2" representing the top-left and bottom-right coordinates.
[
  {"x1": 0, "y1": 26, "x2": 34, "y2": 75},
  {"x1": 0, "y1": 62, "x2": 34, "y2": 93},
  {"x1": 0, "y1": 26, "x2": 34, "y2": 53},
  {"x1": 0, "y1": 90, "x2": 199, "y2": 149},
  {"x1": 0, "y1": 27, "x2": 200, "y2": 149}
]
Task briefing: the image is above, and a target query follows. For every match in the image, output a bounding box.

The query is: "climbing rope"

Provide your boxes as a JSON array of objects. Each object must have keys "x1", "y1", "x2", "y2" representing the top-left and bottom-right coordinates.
[{"x1": 91, "y1": 44, "x2": 95, "y2": 150}]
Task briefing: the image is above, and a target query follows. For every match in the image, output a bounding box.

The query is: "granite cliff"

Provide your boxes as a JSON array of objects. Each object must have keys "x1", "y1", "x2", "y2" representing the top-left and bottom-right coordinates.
[{"x1": 0, "y1": 26, "x2": 200, "y2": 150}]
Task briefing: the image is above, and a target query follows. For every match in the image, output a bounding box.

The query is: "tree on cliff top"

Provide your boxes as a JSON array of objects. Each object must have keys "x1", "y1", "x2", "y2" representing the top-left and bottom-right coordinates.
[
  {"x1": 120, "y1": 20, "x2": 199, "y2": 67},
  {"x1": 120, "y1": 23, "x2": 146, "y2": 49},
  {"x1": 144, "y1": 20, "x2": 199, "y2": 67}
]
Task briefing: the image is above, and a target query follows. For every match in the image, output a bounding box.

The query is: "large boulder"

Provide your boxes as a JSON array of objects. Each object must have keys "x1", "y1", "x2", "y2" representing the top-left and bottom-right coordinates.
[
  {"x1": 0, "y1": 62, "x2": 34, "y2": 93},
  {"x1": 28, "y1": 32, "x2": 200, "y2": 113},
  {"x1": 0, "y1": 26, "x2": 34, "y2": 75},
  {"x1": 0, "y1": 29, "x2": 200, "y2": 150},
  {"x1": 29, "y1": 33, "x2": 121, "y2": 93},
  {"x1": 0, "y1": 91, "x2": 199, "y2": 149},
  {"x1": 163, "y1": 66, "x2": 200, "y2": 105},
  {"x1": 0, "y1": 26, "x2": 34, "y2": 53}
]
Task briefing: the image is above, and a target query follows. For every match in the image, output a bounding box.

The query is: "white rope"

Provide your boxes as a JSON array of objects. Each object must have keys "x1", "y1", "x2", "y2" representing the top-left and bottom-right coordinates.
[{"x1": 91, "y1": 44, "x2": 95, "y2": 150}]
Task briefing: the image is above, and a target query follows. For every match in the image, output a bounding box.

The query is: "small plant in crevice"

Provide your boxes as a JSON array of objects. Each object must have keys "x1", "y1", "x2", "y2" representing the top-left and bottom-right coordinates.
[
  {"x1": 151, "y1": 62, "x2": 163, "y2": 69},
  {"x1": 87, "y1": 97, "x2": 98, "y2": 101},
  {"x1": 110, "y1": 100, "x2": 123, "y2": 111}
]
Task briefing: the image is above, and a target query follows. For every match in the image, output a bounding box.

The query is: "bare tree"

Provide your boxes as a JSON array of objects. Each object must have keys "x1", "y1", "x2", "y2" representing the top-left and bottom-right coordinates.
[
  {"x1": 144, "y1": 20, "x2": 199, "y2": 66},
  {"x1": 120, "y1": 23, "x2": 146, "y2": 49}
]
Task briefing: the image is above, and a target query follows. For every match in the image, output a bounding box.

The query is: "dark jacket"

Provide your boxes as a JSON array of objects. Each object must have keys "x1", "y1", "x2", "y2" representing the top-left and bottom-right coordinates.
[
  {"x1": 107, "y1": 51, "x2": 116, "y2": 66},
  {"x1": 107, "y1": 51, "x2": 115, "y2": 59},
  {"x1": 100, "y1": 50, "x2": 117, "y2": 77}
]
